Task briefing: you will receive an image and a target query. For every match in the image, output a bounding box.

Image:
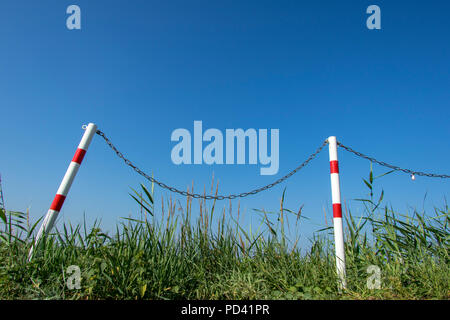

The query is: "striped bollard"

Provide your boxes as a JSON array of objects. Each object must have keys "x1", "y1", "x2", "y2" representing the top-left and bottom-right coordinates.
[
  {"x1": 328, "y1": 136, "x2": 347, "y2": 290},
  {"x1": 28, "y1": 123, "x2": 97, "y2": 261}
]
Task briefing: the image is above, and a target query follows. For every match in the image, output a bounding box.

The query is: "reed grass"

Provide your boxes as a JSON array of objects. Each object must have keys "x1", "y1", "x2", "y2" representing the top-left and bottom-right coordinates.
[{"x1": 0, "y1": 168, "x2": 448, "y2": 300}]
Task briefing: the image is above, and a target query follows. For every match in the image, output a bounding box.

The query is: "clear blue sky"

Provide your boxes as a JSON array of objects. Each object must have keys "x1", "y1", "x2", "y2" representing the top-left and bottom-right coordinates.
[{"x1": 1, "y1": 1, "x2": 449, "y2": 247}]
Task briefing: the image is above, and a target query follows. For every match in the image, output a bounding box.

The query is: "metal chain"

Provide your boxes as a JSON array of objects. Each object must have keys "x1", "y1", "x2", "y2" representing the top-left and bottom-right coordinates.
[
  {"x1": 337, "y1": 141, "x2": 450, "y2": 179},
  {"x1": 96, "y1": 129, "x2": 328, "y2": 200},
  {"x1": 95, "y1": 129, "x2": 448, "y2": 200}
]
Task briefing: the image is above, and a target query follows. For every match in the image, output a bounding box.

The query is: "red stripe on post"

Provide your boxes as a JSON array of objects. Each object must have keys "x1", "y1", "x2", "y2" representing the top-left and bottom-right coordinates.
[
  {"x1": 330, "y1": 160, "x2": 339, "y2": 174},
  {"x1": 72, "y1": 148, "x2": 86, "y2": 164},
  {"x1": 50, "y1": 194, "x2": 66, "y2": 212},
  {"x1": 333, "y1": 203, "x2": 342, "y2": 218}
]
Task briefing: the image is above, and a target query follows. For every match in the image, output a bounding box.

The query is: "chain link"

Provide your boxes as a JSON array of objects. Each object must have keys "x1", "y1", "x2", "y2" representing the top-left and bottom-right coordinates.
[
  {"x1": 337, "y1": 142, "x2": 450, "y2": 179},
  {"x1": 96, "y1": 129, "x2": 328, "y2": 200}
]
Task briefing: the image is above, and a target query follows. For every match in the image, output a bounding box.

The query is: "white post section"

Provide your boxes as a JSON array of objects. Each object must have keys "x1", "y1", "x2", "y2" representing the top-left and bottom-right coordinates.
[
  {"x1": 28, "y1": 123, "x2": 97, "y2": 261},
  {"x1": 328, "y1": 136, "x2": 347, "y2": 289}
]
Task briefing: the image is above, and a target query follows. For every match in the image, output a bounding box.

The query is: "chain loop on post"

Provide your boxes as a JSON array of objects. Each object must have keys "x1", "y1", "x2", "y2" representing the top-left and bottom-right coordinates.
[{"x1": 96, "y1": 129, "x2": 328, "y2": 200}]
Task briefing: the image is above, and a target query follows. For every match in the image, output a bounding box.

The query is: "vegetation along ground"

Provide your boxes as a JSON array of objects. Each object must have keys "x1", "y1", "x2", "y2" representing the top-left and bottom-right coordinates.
[{"x1": 0, "y1": 168, "x2": 448, "y2": 299}]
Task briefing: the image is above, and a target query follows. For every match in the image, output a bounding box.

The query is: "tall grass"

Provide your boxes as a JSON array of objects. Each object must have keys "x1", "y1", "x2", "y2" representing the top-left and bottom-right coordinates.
[{"x1": 0, "y1": 168, "x2": 448, "y2": 299}]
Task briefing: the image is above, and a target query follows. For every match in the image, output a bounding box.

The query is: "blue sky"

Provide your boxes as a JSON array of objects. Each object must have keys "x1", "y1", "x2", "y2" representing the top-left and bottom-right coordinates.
[{"x1": 1, "y1": 1, "x2": 449, "y2": 247}]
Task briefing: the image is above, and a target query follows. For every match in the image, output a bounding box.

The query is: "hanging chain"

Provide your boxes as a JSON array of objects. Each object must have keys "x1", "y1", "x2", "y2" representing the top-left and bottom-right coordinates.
[
  {"x1": 94, "y1": 128, "x2": 449, "y2": 201},
  {"x1": 337, "y1": 142, "x2": 450, "y2": 179},
  {"x1": 95, "y1": 129, "x2": 328, "y2": 200}
]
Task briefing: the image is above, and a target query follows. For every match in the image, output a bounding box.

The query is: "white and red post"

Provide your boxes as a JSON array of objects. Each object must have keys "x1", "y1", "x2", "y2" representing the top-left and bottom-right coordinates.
[
  {"x1": 28, "y1": 123, "x2": 97, "y2": 261},
  {"x1": 328, "y1": 136, "x2": 347, "y2": 289}
]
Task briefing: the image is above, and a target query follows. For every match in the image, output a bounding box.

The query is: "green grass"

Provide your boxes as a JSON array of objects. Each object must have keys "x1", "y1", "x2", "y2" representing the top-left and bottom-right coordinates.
[{"x1": 0, "y1": 169, "x2": 448, "y2": 300}]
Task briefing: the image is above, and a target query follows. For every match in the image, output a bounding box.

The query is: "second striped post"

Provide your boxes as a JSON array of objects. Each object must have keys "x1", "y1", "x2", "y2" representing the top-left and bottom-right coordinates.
[{"x1": 328, "y1": 136, "x2": 347, "y2": 289}]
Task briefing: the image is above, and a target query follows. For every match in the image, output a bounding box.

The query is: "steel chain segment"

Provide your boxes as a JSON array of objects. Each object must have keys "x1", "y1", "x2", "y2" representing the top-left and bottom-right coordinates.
[
  {"x1": 96, "y1": 130, "x2": 328, "y2": 200},
  {"x1": 337, "y1": 142, "x2": 450, "y2": 179}
]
